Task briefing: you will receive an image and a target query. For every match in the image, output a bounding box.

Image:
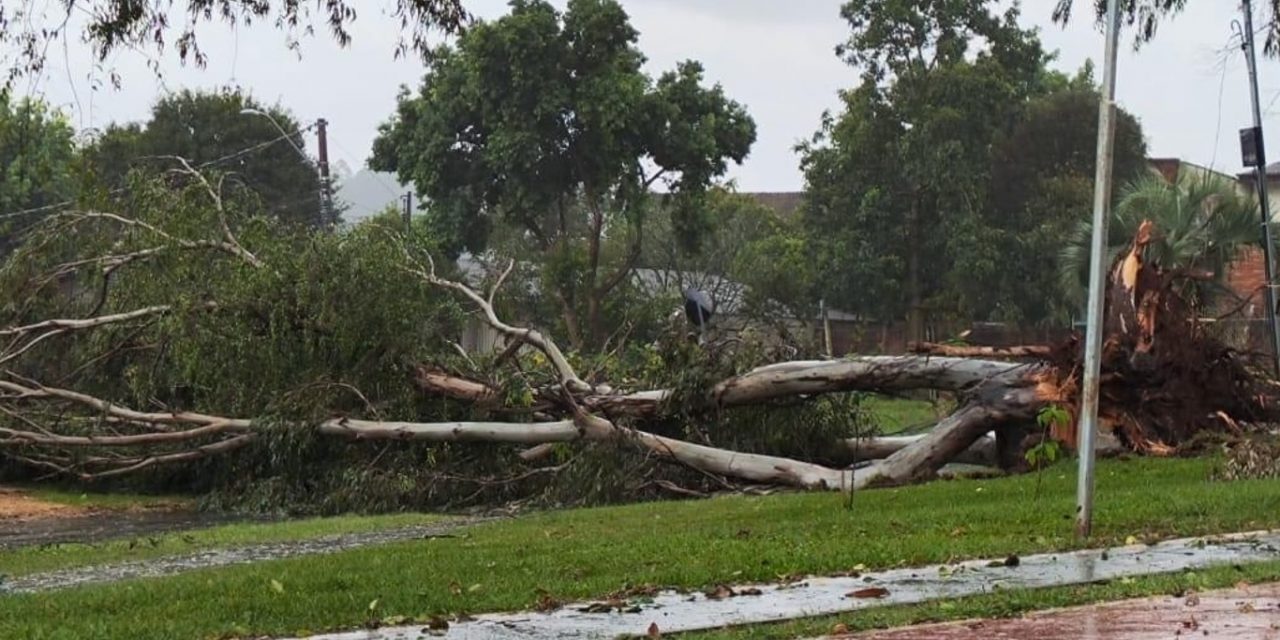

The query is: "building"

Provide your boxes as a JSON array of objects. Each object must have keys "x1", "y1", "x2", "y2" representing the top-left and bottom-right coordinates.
[{"x1": 1236, "y1": 162, "x2": 1280, "y2": 221}]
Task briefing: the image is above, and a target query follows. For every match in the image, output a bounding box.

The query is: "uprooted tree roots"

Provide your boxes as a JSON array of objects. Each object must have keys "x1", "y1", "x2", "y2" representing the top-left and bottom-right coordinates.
[{"x1": 0, "y1": 172, "x2": 1275, "y2": 496}]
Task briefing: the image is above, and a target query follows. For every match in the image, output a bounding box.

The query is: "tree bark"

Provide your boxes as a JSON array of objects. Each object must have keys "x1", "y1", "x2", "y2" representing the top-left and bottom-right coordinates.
[
  {"x1": 906, "y1": 200, "x2": 923, "y2": 345},
  {"x1": 841, "y1": 433, "x2": 997, "y2": 467},
  {"x1": 908, "y1": 342, "x2": 1052, "y2": 358}
]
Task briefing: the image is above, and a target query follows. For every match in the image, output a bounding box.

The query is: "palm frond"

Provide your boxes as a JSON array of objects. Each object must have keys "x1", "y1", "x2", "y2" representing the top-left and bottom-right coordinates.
[{"x1": 1057, "y1": 170, "x2": 1263, "y2": 307}]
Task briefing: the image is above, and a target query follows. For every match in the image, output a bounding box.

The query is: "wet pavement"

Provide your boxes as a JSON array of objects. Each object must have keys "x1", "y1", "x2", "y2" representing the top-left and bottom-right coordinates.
[
  {"x1": 2, "y1": 518, "x2": 486, "y2": 594},
  {"x1": 286, "y1": 530, "x2": 1280, "y2": 640},
  {"x1": 0, "y1": 509, "x2": 261, "y2": 550},
  {"x1": 840, "y1": 582, "x2": 1280, "y2": 639}
]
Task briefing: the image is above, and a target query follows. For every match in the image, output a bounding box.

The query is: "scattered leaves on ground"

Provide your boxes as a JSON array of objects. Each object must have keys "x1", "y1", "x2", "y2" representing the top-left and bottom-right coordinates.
[
  {"x1": 846, "y1": 587, "x2": 890, "y2": 599},
  {"x1": 534, "y1": 589, "x2": 562, "y2": 612}
]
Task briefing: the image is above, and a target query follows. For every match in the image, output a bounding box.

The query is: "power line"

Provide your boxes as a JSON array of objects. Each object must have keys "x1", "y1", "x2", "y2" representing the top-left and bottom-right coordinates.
[{"x1": 1208, "y1": 32, "x2": 1237, "y2": 172}]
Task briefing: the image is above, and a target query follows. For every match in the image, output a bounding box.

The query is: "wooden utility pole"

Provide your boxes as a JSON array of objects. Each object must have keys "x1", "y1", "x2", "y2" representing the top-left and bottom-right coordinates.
[
  {"x1": 316, "y1": 118, "x2": 334, "y2": 227},
  {"x1": 1240, "y1": 0, "x2": 1280, "y2": 375},
  {"x1": 402, "y1": 192, "x2": 413, "y2": 233}
]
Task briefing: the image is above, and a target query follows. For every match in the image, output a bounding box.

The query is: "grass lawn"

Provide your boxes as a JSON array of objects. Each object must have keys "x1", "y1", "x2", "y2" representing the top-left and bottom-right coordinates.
[
  {"x1": 1, "y1": 457, "x2": 1278, "y2": 639},
  {"x1": 0, "y1": 512, "x2": 449, "y2": 578},
  {"x1": 862, "y1": 395, "x2": 946, "y2": 434},
  {"x1": 18, "y1": 485, "x2": 194, "y2": 511}
]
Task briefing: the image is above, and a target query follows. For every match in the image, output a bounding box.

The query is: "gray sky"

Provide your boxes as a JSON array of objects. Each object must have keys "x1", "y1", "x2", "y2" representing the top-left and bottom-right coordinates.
[{"x1": 20, "y1": 0, "x2": 1280, "y2": 191}]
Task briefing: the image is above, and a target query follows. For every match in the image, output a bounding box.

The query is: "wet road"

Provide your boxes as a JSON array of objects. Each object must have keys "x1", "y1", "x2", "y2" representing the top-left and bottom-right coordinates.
[
  {"x1": 1, "y1": 518, "x2": 486, "y2": 594},
  {"x1": 0, "y1": 509, "x2": 263, "y2": 550}
]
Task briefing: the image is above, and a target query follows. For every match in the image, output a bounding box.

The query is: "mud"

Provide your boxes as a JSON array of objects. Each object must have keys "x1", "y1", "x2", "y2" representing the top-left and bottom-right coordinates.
[
  {"x1": 286, "y1": 530, "x2": 1280, "y2": 640},
  {"x1": 1, "y1": 518, "x2": 486, "y2": 594},
  {"x1": 841, "y1": 582, "x2": 1280, "y2": 639}
]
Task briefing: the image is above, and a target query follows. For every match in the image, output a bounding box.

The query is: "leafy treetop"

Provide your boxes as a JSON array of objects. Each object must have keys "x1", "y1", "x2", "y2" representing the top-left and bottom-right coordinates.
[
  {"x1": 0, "y1": 0, "x2": 471, "y2": 88},
  {"x1": 0, "y1": 95, "x2": 77, "y2": 255},
  {"x1": 84, "y1": 88, "x2": 331, "y2": 228},
  {"x1": 371, "y1": 0, "x2": 755, "y2": 348}
]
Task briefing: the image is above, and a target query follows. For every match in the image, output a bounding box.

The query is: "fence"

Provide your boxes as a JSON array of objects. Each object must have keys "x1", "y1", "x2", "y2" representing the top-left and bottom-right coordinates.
[{"x1": 823, "y1": 318, "x2": 1072, "y2": 356}]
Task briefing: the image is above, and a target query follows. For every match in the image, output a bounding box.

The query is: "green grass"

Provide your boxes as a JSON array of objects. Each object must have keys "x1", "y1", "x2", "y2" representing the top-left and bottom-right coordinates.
[
  {"x1": 862, "y1": 395, "x2": 946, "y2": 434},
  {"x1": 0, "y1": 512, "x2": 448, "y2": 578},
  {"x1": 1, "y1": 457, "x2": 1278, "y2": 640},
  {"x1": 18, "y1": 485, "x2": 193, "y2": 511},
  {"x1": 685, "y1": 559, "x2": 1280, "y2": 639}
]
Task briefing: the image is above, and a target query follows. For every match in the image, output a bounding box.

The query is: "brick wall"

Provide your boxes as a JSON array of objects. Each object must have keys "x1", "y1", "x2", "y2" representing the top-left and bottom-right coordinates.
[{"x1": 1226, "y1": 246, "x2": 1266, "y2": 317}]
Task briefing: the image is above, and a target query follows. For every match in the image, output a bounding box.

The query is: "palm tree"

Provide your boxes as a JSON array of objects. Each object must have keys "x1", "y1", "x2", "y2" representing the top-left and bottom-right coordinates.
[{"x1": 1059, "y1": 172, "x2": 1261, "y2": 307}]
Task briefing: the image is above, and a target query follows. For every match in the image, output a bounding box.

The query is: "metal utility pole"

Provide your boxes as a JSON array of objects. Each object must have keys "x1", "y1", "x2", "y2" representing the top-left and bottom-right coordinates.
[
  {"x1": 402, "y1": 192, "x2": 413, "y2": 233},
  {"x1": 1241, "y1": 0, "x2": 1280, "y2": 375},
  {"x1": 1075, "y1": 0, "x2": 1123, "y2": 540},
  {"x1": 316, "y1": 118, "x2": 334, "y2": 227}
]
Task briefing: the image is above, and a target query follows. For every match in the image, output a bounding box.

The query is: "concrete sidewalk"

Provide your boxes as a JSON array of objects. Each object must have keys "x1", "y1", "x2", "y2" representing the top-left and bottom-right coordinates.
[
  {"x1": 835, "y1": 582, "x2": 1280, "y2": 639},
  {"x1": 291, "y1": 530, "x2": 1280, "y2": 640}
]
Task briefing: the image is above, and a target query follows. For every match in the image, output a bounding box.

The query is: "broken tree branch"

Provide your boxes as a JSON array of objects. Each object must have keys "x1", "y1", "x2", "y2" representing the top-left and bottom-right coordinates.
[
  {"x1": 403, "y1": 250, "x2": 592, "y2": 393},
  {"x1": 907, "y1": 342, "x2": 1053, "y2": 358}
]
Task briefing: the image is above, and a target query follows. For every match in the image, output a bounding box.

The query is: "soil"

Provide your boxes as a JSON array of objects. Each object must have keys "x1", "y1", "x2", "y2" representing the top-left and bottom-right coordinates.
[
  {"x1": 0, "y1": 486, "x2": 255, "y2": 550},
  {"x1": 0, "y1": 486, "x2": 80, "y2": 520}
]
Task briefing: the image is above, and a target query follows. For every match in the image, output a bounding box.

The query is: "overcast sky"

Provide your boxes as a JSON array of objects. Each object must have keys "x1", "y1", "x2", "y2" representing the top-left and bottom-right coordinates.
[{"x1": 18, "y1": 0, "x2": 1280, "y2": 192}]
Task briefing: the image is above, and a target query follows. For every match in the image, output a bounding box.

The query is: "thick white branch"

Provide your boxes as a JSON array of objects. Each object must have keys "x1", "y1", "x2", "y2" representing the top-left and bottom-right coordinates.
[
  {"x1": 318, "y1": 418, "x2": 579, "y2": 444},
  {"x1": 407, "y1": 255, "x2": 592, "y2": 393},
  {"x1": 423, "y1": 357, "x2": 1034, "y2": 418},
  {"x1": 0, "y1": 420, "x2": 244, "y2": 447},
  {"x1": 711, "y1": 357, "x2": 1031, "y2": 407},
  {"x1": 57, "y1": 210, "x2": 264, "y2": 269},
  {"x1": 843, "y1": 433, "x2": 998, "y2": 466},
  {"x1": 0, "y1": 306, "x2": 173, "y2": 336},
  {"x1": 0, "y1": 379, "x2": 253, "y2": 430}
]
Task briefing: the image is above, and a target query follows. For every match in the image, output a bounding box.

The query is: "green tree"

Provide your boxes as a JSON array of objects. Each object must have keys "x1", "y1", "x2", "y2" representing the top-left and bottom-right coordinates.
[
  {"x1": 1059, "y1": 173, "x2": 1260, "y2": 307},
  {"x1": 84, "y1": 88, "x2": 330, "y2": 228},
  {"x1": 371, "y1": 0, "x2": 755, "y2": 349},
  {"x1": 981, "y1": 63, "x2": 1148, "y2": 324},
  {"x1": 0, "y1": 94, "x2": 76, "y2": 253},
  {"x1": 640, "y1": 188, "x2": 818, "y2": 322},
  {"x1": 801, "y1": 0, "x2": 1047, "y2": 336}
]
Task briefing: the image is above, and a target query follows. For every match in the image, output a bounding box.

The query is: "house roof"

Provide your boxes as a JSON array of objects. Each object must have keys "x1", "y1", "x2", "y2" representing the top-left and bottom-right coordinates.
[
  {"x1": 743, "y1": 192, "x2": 804, "y2": 218},
  {"x1": 1237, "y1": 161, "x2": 1280, "y2": 181},
  {"x1": 1148, "y1": 157, "x2": 1239, "y2": 184},
  {"x1": 455, "y1": 253, "x2": 857, "y2": 321}
]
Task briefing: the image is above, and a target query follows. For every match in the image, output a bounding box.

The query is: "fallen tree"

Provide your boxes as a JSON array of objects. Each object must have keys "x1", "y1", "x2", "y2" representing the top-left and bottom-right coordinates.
[{"x1": 0, "y1": 166, "x2": 1274, "y2": 498}]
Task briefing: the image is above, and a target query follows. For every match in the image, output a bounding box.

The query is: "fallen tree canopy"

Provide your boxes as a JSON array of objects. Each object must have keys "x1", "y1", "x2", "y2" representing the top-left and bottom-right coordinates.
[{"x1": 0, "y1": 167, "x2": 1275, "y2": 501}]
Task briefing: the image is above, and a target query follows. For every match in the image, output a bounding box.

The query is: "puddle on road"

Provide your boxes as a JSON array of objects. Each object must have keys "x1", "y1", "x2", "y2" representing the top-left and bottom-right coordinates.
[
  {"x1": 289, "y1": 531, "x2": 1280, "y2": 640},
  {"x1": 2, "y1": 519, "x2": 486, "y2": 594}
]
